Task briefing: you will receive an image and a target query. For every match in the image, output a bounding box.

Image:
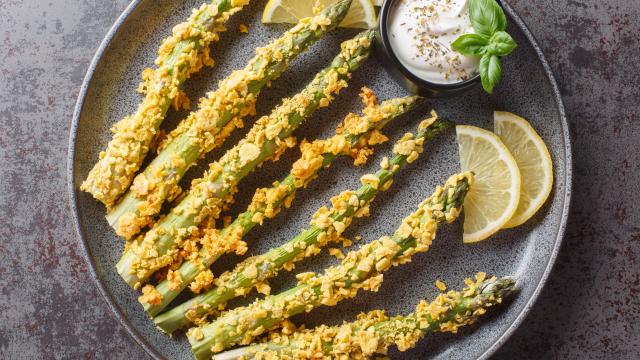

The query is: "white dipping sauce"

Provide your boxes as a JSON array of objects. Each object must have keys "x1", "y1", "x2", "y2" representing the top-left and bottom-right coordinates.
[{"x1": 387, "y1": 0, "x2": 480, "y2": 84}]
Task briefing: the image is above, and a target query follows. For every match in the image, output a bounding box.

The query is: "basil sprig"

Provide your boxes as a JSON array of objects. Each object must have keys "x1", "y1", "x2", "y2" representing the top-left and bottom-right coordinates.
[{"x1": 452, "y1": 0, "x2": 517, "y2": 93}]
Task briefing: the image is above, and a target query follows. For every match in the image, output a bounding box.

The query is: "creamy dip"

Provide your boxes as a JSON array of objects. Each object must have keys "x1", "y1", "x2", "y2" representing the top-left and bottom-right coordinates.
[{"x1": 387, "y1": 0, "x2": 480, "y2": 84}]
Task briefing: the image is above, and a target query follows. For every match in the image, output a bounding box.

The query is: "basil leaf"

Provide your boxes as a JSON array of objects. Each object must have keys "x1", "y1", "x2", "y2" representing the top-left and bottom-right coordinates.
[
  {"x1": 469, "y1": 0, "x2": 507, "y2": 38},
  {"x1": 479, "y1": 53, "x2": 502, "y2": 93},
  {"x1": 452, "y1": 34, "x2": 489, "y2": 56},
  {"x1": 487, "y1": 31, "x2": 517, "y2": 56}
]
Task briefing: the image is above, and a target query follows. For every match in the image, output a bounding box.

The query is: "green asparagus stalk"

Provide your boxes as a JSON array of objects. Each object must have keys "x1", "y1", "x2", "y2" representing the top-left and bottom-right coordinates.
[
  {"x1": 117, "y1": 29, "x2": 375, "y2": 289},
  {"x1": 142, "y1": 89, "x2": 422, "y2": 316},
  {"x1": 188, "y1": 171, "x2": 473, "y2": 358},
  {"x1": 154, "y1": 117, "x2": 452, "y2": 334},
  {"x1": 215, "y1": 275, "x2": 516, "y2": 360},
  {"x1": 106, "y1": 0, "x2": 354, "y2": 240},
  {"x1": 81, "y1": 0, "x2": 251, "y2": 207}
]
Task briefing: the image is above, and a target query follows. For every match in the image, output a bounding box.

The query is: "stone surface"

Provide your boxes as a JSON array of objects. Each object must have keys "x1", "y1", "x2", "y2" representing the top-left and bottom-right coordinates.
[{"x1": 0, "y1": 1, "x2": 637, "y2": 360}]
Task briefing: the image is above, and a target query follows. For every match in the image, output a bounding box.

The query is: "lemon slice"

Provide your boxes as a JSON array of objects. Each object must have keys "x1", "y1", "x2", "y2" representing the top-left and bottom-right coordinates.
[
  {"x1": 262, "y1": 0, "x2": 377, "y2": 29},
  {"x1": 456, "y1": 125, "x2": 521, "y2": 243},
  {"x1": 494, "y1": 111, "x2": 553, "y2": 228}
]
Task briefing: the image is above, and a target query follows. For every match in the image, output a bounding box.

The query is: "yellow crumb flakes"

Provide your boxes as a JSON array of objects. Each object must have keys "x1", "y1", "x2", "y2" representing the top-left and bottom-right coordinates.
[
  {"x1": 238, "y1": 142, "x2": 261, "y2": 165},
  {"x1": 144, "y1": 22, "x2": 359, "y2": 273},
  {"x1": 310, "y1": 206, "x2": 332, "y2": 229},
  {"x1": 190, "y1": 269, "x2": 215, "y2": 294},
  {"x1": 329, "y1": 248, "x2": 345, "y2": 260},
  {"x1": 367, "y1": 129, "x2": 388, "y2": 145},
  {"x1": 120, "y1": 7, "x2": 348, "y2": 260},
  {"x1": 248, "y1": 273, "x2": 506, "y2": 359},
  {"x1": 360, "y1": 174, "x2": 379, "y2": 189},
  {"x1": 166, "y1": 269, "x2": 183, "y2": 291},
  {"x1": 187, "y1": 327, "x2": 204, "y2": 341},
  {"x1": 332, "y1": 221, "x2": 347, "y2": 234},
  {"x1": 171, "y1": 89, "x2": 191, "y2": 111},
  {"x1": 418, "y1": 110, "x2": 439, "y2": 131},
  {"x1": 393, "y1": 133, "x2": 418, "y2": 156},
  {"x1": 189, "y1": 34, "x2": 419, "y2": 339},
  {"x1": 256, "y1": 282, "x2": 271, "y2": 295},
  {"x1": 138, "y1": 284, "x2": 162, "y2": 306},
  {"x1": 380, "y1": 157, "x2": 390, "y2": 170},
  {"x1": 243, "y1": 263, "x2": 258, "y2": 279},
  {"x1": 81, "y1": 1, "x2": 247, "y2": 208},
  {"x1": 290, "y1": 85, "x2": 403, "y2": 190}
]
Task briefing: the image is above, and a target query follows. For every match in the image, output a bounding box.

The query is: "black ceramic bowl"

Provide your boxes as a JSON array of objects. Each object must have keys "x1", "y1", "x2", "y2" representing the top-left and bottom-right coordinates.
[{"x1": 376, "y1": 0, "x2": 482, "y2": 97}]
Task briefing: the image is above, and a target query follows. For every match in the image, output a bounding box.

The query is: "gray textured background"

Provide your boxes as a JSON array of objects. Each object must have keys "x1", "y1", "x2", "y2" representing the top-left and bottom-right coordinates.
[{"x1": 0, "y1": 0, "x2": 638, "y2": 359}]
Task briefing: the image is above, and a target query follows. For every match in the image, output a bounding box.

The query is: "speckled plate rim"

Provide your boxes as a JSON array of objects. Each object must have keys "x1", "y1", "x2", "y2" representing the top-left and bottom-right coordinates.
[
  {"x1": 66, "y1": 1, "x2": 572, "y2": 359},
  {"x1": 66, "y1": 2, "x2": 164, "y2": 358}
]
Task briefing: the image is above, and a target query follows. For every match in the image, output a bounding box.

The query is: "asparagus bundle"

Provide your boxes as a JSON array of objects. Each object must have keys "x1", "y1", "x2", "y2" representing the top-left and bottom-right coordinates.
[
  {"x1": 142, "y1": 89, "x2": 422, "y2": 316},
  {"x1": 153, "y1": 115, "x2": 451, "y2": 333},
  {"x1": 106, "y1": 0, "x2": 354, "y2": 240},
  {"x1": 117, "y1": 30, "x2": 376, "y2": 289},
  {"x1": 81, "y1": 0, "x2": 251, "y2": 207},
  {"x1": 187, "y1": 177, "x2": 473, "y2": 358},
  {"x1": 216, "y1": 274, "x2": 516, "y2": 360}
]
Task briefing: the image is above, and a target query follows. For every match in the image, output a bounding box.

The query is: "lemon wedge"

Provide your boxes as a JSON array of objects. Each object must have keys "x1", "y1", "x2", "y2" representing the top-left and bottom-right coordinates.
[
  {"x1": 494, "y1": 111, "x2": 553, "y2": 228},
  {"x1": 262, "y1": 0, "x2": 377, "y2": 29},
  {"x1": 456, "y1": 125, "x2": 521, "y2": 243}
]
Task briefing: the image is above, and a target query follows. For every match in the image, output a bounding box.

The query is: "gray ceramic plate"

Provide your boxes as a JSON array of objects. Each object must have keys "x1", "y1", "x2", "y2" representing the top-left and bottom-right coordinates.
[{"x1": 68, "y1": 1, "x2": 572, "y2": 359}]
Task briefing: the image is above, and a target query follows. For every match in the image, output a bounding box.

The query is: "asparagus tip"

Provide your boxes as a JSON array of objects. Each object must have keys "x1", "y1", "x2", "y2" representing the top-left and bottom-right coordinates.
[{"x1": 480, "y1": 276, "x2": 518, "y2": 298}]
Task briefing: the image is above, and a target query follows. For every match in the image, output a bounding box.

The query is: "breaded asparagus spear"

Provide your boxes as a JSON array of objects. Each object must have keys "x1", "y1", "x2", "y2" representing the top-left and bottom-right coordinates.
[
  {"x1": 216, "y1": 274, "x2": 516, "y2": 360},
  {"x1": 142, "y1": 89, "x2": 421, "y2": 316},
  {"x1": 153, "y1": 114, "x2": 451, "y2": 333},
  {"x1": 117, "y1": 30, "x2": 375, "y2": 289},
  {"x1": 82, "y1": 0, "x2": 251, "y2": 207},
  {"x1": 105, "y1": 0, "x2": 354, "y2": 239},
  {"x1": 188, "y1": 171, "x2": 473, "y2": 358}
]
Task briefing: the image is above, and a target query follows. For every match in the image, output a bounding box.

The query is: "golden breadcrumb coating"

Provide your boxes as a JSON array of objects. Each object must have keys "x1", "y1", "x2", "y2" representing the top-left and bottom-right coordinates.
[
  {"x1": 123, "y1": 18, "x2": 357, "y2": 284},
  {"x1": 82, "y1": 1, "x2": 248, "y2": 207},
  {"x1": 249, "y1": 273, "x2": 502, "y2": 359},
  {"x1": 191, "y1": 173, "x2": 472, "y2": 353}
]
